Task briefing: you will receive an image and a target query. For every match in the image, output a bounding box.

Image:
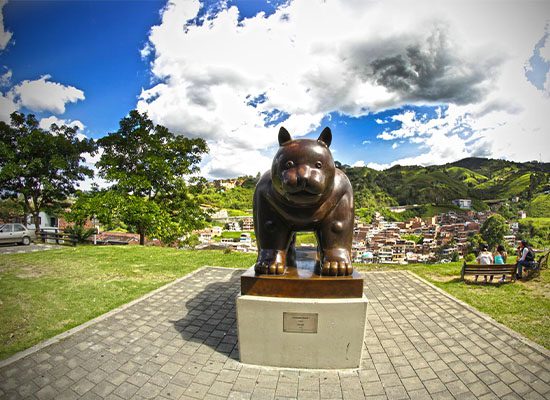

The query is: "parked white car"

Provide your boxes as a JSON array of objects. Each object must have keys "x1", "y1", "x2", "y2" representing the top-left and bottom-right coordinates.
[{"x1": 0, "y1": 223, "x2": 36, "y2": 245}]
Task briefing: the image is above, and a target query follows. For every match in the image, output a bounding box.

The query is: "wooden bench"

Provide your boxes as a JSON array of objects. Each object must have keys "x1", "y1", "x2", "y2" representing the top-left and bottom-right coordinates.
[
  {"x1": 461, "y1": 262, "x2": 517, "y2": 282},
  {"x1": 521, "y1": 251, "x2": 549, "y2": 279},
  {"x1": 40, "y1": 230, "x2": 78, "y2": 246}
]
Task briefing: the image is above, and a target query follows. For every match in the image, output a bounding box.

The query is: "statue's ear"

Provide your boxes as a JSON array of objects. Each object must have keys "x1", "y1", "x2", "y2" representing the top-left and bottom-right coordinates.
[
  {"x1": 278, "y1": 127, "x2": 292, "y2": 146},
  {"x1": 318, "y1": 127, "x2": 332, "y2": 147}
]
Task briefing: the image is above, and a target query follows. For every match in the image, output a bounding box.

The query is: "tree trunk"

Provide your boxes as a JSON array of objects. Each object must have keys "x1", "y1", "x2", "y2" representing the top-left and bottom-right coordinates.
[
  {"x1": 139, "y1": 229, "x2": 145, "y2": 245},
  {"x1": 22, "y1": 195, "x2": 32, "y2": 228},
  {"x1": 31, "y1": 193, "x2": 41, "y2": 237},
  {"x1": 33, "y1": 211, "x2": 41, "y2": 237}
]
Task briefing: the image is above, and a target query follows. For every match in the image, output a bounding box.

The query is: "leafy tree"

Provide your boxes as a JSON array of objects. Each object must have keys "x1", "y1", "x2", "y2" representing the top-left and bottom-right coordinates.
[
  {"x1": 355, "y1": 208, "x2": 374, "y2": 224},
  {"x1": 402, "y1": 234, "x2": 423, "y2": 244},
  {"x1": 0, "y1": 198, "x2": 25, "y2": 222},
  {"x1": 65, "y1": 189, "x2": 119, "y2": 236},
  {"x1": 95, "y1": 110, "x2": 208, "y2": 245},
  {"x1": 451, "y1": 251, "x2": 460, "y2": 262},
  {"x1": 480, "y1": 214, "x2": 509, "y2": 249},
  {"x1": 0, "y1": 112, "x2": 96, "y2": 235},
  {"x1": 185, "y1": 233, "x2": 200, "y2": 248},
  {"x1": 467, "y1": 233, "x2": 484, "y2": 255}
]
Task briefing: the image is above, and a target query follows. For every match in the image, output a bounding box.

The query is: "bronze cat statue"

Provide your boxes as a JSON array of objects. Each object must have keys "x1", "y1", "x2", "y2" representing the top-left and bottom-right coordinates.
[{"x1": 253, "y1": 127, "x2": 354, "y2": 276}]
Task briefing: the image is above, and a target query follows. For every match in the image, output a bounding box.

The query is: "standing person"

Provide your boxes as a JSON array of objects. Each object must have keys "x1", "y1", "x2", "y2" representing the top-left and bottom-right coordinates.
[
  {"x1": 476, "y1": 244, "x2": 494, "y2": 282},
  {"x1": 516, "y1": 240, "x2": 533, "y2": 279},
  {"x1": 495, "y1": 244, "x2": 508, "y2": 283}
]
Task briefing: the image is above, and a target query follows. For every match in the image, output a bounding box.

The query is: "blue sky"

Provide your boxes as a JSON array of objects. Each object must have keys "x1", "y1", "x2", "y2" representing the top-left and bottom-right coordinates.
[
  {"x1": 1, "y1": 0, "x2": 164, "y2": 136},
  {"x1": 1, "y1": 0, "x2": 549, "y2": 181}
]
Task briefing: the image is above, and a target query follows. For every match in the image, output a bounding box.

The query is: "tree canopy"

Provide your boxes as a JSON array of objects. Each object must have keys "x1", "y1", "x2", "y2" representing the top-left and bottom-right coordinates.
[
  {"x1": 0, "y1": 112, "x2": 96, "y2": 233},
  {"x1": 480, "y1": 214, "x2": 509, "y2": 249},
  {"x1": 97, "y1": 110, "x2": 207, "y2": 199},
  {"x1": 89, "y1": 110, "x2": 208, "y2": 244}
]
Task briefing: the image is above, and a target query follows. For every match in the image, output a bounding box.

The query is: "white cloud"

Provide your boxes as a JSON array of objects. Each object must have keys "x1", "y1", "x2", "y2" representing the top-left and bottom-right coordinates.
[
  {"x1": 139, "y1": 0, "x2": 550, "y2": 176},
  {"x1": 352, "y1": 160, "x2": 365, "y2": 167},
  {"x1": 140, "y1": 42, "x2": 152, "y2": 59},
  {"x1": 201, "y1": 143, "x2": 273, "y2": 179},
  {"x1": 366, "y1": 161, "x2": 392, "y2": 171},
  {"x1": 39, "y1": 116, "x2": 85, "y2": 133},
  {"x1": 374, "y1": 83, "x2": 550, "y2": 166},
  {"x1": 0, "y1": 75, "x2": 87, "y2": 123},
  {"x1": 541, "y1": 35, "x2": 550, "y2": 61},
  {"x1": 539, "y1": 31, "x2": 550, "y2": 94},
  {"x1": 0, "y1": 0, "x2": 12, "y2": 51},
  {"x1": 13, "y1": 75, "x2": 85, "y2": 114},
  {"x1": 0, "y1": 67, "x2": 11, "y2": 86},
  {"x1": 0, "y1": 90, "x2": 17, "y2": 122}
]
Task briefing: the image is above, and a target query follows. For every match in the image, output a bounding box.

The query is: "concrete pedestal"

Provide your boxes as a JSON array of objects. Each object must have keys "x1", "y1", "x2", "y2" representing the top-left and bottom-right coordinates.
[{"x1": 236, "y1": 294, "x2": 368, "y2": 369}]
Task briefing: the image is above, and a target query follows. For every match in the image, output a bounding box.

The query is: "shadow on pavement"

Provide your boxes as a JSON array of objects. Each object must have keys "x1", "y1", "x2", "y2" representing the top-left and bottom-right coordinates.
[
  {"x1": 169, "y1": 248, "x2": 320, "y2": 362},
  {"x1": 170, "y1": 269, "x2": 243, "y2": 361}
]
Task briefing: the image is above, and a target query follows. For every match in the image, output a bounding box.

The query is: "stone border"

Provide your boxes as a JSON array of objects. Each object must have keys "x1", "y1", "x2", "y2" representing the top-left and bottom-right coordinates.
[
  {"x1": 402, "y1": 269, "x2": 550, "y2": 358},
  {"x1": 0, "y1": 265, "x2": 232, "y2": 369}
]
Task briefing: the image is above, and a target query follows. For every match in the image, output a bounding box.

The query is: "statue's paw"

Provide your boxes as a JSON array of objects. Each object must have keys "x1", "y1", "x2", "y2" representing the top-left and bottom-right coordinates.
[
  {"x1": 255, "y1": 249, "x2": 286, "y2": 275},
  {"x1": 268, "y1": 261, "x2": 286, "y2": 275},
  {"x1": 255, "y1": 261, "x2": 269, "y2": 275},
  {"x1": 255, "y1": 260, "x2": 285, "y2": 275},
  {"x1": 320, "y1": 248, "x2": 353, "y2": 276},
  {"x1": 321, "y1": 260, "x2": 353, "y2": 276}
]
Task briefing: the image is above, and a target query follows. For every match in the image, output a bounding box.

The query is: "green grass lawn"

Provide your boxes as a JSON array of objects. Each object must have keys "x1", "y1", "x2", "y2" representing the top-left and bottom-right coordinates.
[
  {"x1": 212, "y1": 231, "x2": 256, "y2": 242},
  {"x1": 295, "y1": 232, "x2": 317, "y2": 246},
  {"x1": 0, "y1": 246, "x2": 255, "y2": 360},
  {"x1": 1, "y1": 246, "x2": 548, "y2": 361},
  {"x1": 357, "y1": 261, "x2": 550, "y2": 350},
  {"x1": 227, "y1": 209, "x2": 253, "y2": 217}
]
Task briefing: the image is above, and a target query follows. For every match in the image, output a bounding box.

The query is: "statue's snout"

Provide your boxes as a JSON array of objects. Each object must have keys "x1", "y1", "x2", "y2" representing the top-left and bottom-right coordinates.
[{"x1": 296, "y1": 165, "x2": 311, "y2": 189}]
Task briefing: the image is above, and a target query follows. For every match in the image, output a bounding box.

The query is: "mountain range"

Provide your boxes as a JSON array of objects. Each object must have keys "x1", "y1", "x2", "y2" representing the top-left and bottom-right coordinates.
[
  {"x1": 341, "y1": 157, "x2": 549, "y2": 215},
  {"x1": 201, "y1": 157, "x2": 550, "y2": 221}
]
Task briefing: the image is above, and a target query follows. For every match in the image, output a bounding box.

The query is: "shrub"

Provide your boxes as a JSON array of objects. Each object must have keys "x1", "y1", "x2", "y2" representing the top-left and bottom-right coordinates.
[{"x1": 64, "y1": 224, "x2": 97, "y2": 243}]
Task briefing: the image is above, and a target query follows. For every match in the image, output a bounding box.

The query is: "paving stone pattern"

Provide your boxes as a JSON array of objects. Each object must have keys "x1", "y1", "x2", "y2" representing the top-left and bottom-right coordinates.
[{"x1": 1, "y1": 268, "x2": 549, "y2": 399}]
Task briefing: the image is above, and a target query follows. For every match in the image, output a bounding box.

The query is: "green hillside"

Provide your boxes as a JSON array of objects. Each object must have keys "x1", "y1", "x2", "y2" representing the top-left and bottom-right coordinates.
[
  {"x1": 527, "y1": 194, "x2": 550, "y2": 218},
  {"x1": 201, "y1": 158, "x2": 550, "y2": 223},
  {"x1": 518, "y1": 217, "x2": 550, "y2": 248},
  {"x1": 449, "y1": 157, "x2": 550, "y2": 177},
  {"x1": 444, "y1": 166, "x2": 488, "y2": 187}
]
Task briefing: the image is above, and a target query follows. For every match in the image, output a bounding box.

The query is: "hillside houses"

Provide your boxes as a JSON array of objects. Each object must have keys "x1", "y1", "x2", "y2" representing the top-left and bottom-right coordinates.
[
  {"x1": 196, "y1": 226, "x2": 223, "y2": 243},
  {"x1": 194, "y1": 207, "x2": 515, "y2": 262},
  {"x1": 452, "y1": 199, "x2": 472, "y2": 209},
  {"x1": 212, "y1": 178, "x2": 246, "y2": 190},
  {"x1": 352, "y1": 210, "x2": 501, "y2": 264}
]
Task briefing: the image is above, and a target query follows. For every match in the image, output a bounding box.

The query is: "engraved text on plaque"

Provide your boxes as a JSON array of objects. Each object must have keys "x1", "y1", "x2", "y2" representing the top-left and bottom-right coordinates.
[{"x1": 283, "y1": 312, "x2": 318, "y2": 333}]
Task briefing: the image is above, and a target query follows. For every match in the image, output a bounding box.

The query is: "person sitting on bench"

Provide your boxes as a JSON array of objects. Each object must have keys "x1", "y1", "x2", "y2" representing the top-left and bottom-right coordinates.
[
  {"x1": 494, "y1": 244, "x2": 508, "y2": 283},
  {"x1": 516, "y1": 240, "x2": 535, "y2": 279},
  {"x1": 476, "y1": 244, "x2": 493, "y2": 282}
]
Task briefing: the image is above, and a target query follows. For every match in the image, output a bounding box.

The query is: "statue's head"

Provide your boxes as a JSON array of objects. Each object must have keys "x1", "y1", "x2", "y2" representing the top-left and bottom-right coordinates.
[{"x1": 271, "y1": 127, "x2": 336, "y2": 206}]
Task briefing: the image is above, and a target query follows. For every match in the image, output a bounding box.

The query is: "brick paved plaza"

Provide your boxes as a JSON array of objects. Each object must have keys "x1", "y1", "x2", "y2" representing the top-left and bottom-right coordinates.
[{"x1": 0, "y1": 267, "x2": 549, "y2": 399}]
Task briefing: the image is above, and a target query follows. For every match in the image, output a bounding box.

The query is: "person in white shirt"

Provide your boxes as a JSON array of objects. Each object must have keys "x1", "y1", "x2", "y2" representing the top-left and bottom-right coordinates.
[{"x1": 476, "y1": 244, "x2": 494, "y2": 282}]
